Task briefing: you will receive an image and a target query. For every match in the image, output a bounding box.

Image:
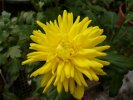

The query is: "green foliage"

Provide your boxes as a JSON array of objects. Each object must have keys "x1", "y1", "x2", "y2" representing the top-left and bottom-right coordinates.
[
  {"x1": 109, "y1": 71, "x2": 123, "y2": 97},
  {"x1": 0, "y1": 11, "x2": 36, "y2": 99},
  {"x1": 3, "y1": 88, "x2": 19, "y2": 100},
  {"x1": 31, "y1": 0, "x2": 54, "y2": 11},
  {"x1": 99, "y1": 50, "x2": 133, "y2": 97},
  {"x1": 126, "y1": 0, "x2": 133, "y2": 11},
  {"x1": 106, "y1": 52, "x2": 132, "y2": 73},
  {"x1": 0, "y1": 0, "x2": 133, "y2": 99},
  {"x1": 99, "y1": 11, "x2": 118, "y2": 31},
  {"x1": 6, "y1": 46, "x2": 21, "y2": 59},
  {"x1": 125, "y1": 12, "x2": 133, "y2": 23}
]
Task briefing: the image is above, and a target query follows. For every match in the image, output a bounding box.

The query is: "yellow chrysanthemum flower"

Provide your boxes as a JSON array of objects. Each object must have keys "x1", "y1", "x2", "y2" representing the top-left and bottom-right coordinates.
[{"x1": 22, "y1": 10, "x2": 110, "y2": 99}]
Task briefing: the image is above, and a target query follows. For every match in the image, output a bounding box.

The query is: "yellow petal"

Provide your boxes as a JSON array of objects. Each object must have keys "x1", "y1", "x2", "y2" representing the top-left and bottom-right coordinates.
[
  {"x1": 74, "y1": 16, "x2": 80, "y2": 24},
  {"x1": 68, "y1": 16, "x2": 80, "y2": 40},
  {"x1": 63, "y1": 78, "x2": 69, "y2": 92},
  {"x1": 64, "y1": 62, "x2": 71, "y2": 78},
  {"x1": 94, "y1": 45, "x2": 110, "y2": 51},
  {"x1": 92, "y1": 68, "x2": 107, "y2": 75},
  {"x1": 60, "y1": 70, "x2": 65, "y2": 82},
  {"x1": 72, "y1": 27, "x2": 92, "y2": 46},
  {"x1": 52, "y1": 62, "x2": 58, "y2": 74},
  {"x1": 27, "y1": 52, "x2": 47, "y2": 57},
  {"x1": 54, "y1": 74, "x2": 60, "y2": 86},
  {"x1": 77, "y1": 49, "x2": 107, "y2": 57},
  {"x1": 89, "y1": 60, "x2": 103, "y2": 69},
  {"x1": 77, "y1": 49, "x2": 97, "y2": 56},
  {"x1": 36, "y1": 21, "x2": 46, "y2": 32},
  {"x1": 69, "y1": 78, "x2": 75, "y2": 94},
  {"x1": 32, "y1": 30, "x2": 46, "y2": 39},
  {"x1": 29, "y1": 43, "x2": 49, "y2": 52},
  {"x1": 80, "y1": 20, "x2": 91, "y2": 32},
  {"x1": 30, "y1": 61, "x2": 53, "y2": 77},
  {"x1": 27, "y1": 52, "x2": 47, "y2": 61},
  {"x1": 54, "y1": 20, "x2": 60, "y2": 32},
  {"x1": 62, "y1": 10, "x2": 68, "y2": 31},
  {"x1": 41, "y1": 73, "x2": 52, "y2": 87},
  {"x1": 84, "y1": 35, "x2": 106, "y2": 48},
  {"x1": 70, "y1": 65, "x2": 74, "y2": 78},
  {"x1": 30, "y1": 35, "x2": 46, "y2": 45},
  {"x1": 78, "y1": 17, "x2": 89, "y2": 29},
  {"x1": 76, "y1": 67, "x2": 92, "y2": 81},
  {"x1": 89, "y1": 69, "x2": 99, "y2": 81},
  {"x1": 74, "y1": 70, "x2": 82, "y2": 86},
  {"x1": 57, "y1": 61, "x2": 64, "y2": 76},
  {"x1": 94, "y1": 58, "x2": 110, "y2": 66},
  {"x1": 57, "y1": 82, "x2": 63, "y2": 93},
  {"x1": 73, "y1": 85, "x2": 84, "y2": 99},
  {"x1": 43, "y1": 74, "x2": 55, "y2": 92},
  {"x1": 71, "y1": 57, "x2": 91, "y2": 69},
  {"x1": 76, "y1": 17, "x2": 89, "y2": 33},
  {"x1": 77, "y1": 71, "x2": 88, "y2": 87},
  {"x1": 67, "y1": 12, "x2": 73, "y2": 29},
  {"x1": 68, "y1": 24, "x2": 79, "y2": 40},
  {"x1": 58, "y1": 15, "x2": 62, "y2": 27},
  {"x1": 87, "y1": 26, "x2": 103, "y2": 38},
  {"x1": 22, "y1": 59, "x2": 34, "y2": 65}
]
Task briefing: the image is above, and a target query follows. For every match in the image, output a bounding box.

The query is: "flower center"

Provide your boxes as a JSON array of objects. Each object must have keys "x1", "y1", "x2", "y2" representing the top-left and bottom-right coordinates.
[{"x1": 56, "y1": 41, "x2": 74, "y2": 60}]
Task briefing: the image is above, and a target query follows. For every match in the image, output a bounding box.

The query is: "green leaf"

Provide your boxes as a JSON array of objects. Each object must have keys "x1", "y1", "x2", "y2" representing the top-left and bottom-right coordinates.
[
  {"x1": 32, "y1": 76, "x2": 42, "y2": 93},
  {"x1": 0, "y1": 31, "x2": 9, "y2": 42},
  {"x1": 0, "y1": 53, "x2": 7, "y2": 65},
  {"x1": 126, "y1": 0, "x2": 133, "y2": 11},
  {"x1": 103, "y1": 64, "x2": 124, "y2": 97},
  {"x1": 8, "y1": 59, "x2": 20, "y2": 75},
  {"x1": 83, "y1": 10, "x2": 98, "y2": 25},
  {"x1": 47, "y1": 87, "x2": 74, "y2": 100},
  {"x1": 3, "y1": 89, "x2": 19, "y2": 100},
  {"x1": 47, "y1": 86, "x2": 58, "y2": 100},
  {"x1": 100, "y1": 0, "x2": 114, "y2": 6},
  {"x1": 38, "y1": 1, "x2": 45, "y2": 8},
  {"x1": 1, "y1": 11, "x2": 11, "y2": 24},
  {"x1": 36, "y1": 12, "x2": 45, "y2": 20},
  {"x1": 109, "y1": 71, "x2": 123, "y2": 96},
  {"x1": 43, "y1": 7, "x2": 61, "y2": 21},
  {"x1": 100, "y1": 11, "x2": 118, "y2": 30},
  {"x1": 26, "y1": 62, "x2": 42, "y2": 73},
  {"x1": 0, "y1": 21, "x2": 5, "y2": 29},
  {"x1": 11, "y1": 17, "x2": 18, "y2": 23},
  {"x1": 6, "y1": 46, "x2": 21, "y2": 59},
  {"x1": 1, "y1": 11, "x2": 11, "y2": 18},
  {"x1": 105, "y1": 52, "x2": 133, "y2": 74},
  {"x1": 112, "y1": 26, "x2": 133, "y2": 57},
  {"x1": 19, "y1": 11, "x2": 35, "y2": 24},
  {"x1": 103, "y1": 52, "x2": 128, "y2": 97},
  {"x1": 91, "y1": 5, "x2": 106, "y2": 13},
  {"x1": 4, "y1": 59, "x2": 20, "y2": 87},
  {"x1": 113, "y1": 26, "x2": 133, "y2": 44},
  {"x1": 125, "y1": 12, "x2": 133, "y2": 23},
  {"x1": 65, "y1": 0, "x2": 85, "y2": 16},
  {"x1": 58, "y1": 90, "x2": 74, "y2": 100},
  {"x1": 0, "y1": 46, "x2": 3, "y2": 52}
]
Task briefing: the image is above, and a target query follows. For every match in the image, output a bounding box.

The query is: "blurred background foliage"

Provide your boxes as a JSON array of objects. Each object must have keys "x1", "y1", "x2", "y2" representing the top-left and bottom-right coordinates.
[{"x1": 0, "y1": 0, "x2": 133, "y2": 100}]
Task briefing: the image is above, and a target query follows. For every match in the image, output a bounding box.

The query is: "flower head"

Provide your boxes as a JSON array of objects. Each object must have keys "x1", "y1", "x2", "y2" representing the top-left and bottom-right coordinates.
[{"x1": 22, "y1": 10, "x2": 110, "y2": 99}]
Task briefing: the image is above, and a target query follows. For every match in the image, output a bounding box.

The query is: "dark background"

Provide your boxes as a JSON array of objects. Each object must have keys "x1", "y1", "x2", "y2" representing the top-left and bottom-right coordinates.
[{"x1": 0, "y1": 0, "x2": 35, "y2": 15}]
